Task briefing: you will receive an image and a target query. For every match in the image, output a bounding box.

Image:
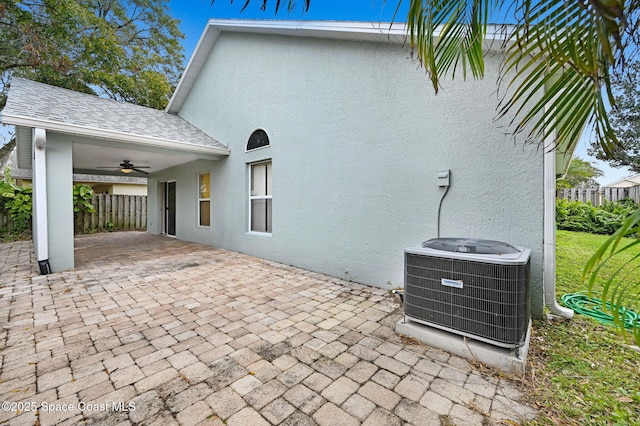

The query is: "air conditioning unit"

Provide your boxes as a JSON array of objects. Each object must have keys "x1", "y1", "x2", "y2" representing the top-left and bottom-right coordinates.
[{"x1": 404, "y1": 238, "x2": 530, "y2": 348}]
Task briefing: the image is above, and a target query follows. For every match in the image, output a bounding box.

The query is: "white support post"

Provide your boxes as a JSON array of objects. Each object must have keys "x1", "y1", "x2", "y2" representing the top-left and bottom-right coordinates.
[{"x1": 32, "y1": 127, "x2": 51, "y2": 274}]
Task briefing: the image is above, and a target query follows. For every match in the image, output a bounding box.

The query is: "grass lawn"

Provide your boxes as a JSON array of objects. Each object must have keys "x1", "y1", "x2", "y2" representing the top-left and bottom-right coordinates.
[{"x1": 524, "y1": 230, "x2": 640, "y2": 425}]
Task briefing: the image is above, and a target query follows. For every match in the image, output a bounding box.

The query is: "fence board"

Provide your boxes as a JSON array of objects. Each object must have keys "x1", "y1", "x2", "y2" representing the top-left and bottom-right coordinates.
[
  {"x1": 135, "y1": 196, "x2": 141, "y2": 229},
  {"x1": 124, "y1": 196, "x2": 130, "y2": 229},
  {"x1": 141, "y1": 197, "x2": 145, "y2": 229},
  {"x1": 106, "y1": 194, "x2": 111, "y2": 228},
  {"x1": 0, "y1": 210, "x2": 13, "y2": 231},
  {"x1": 117, "y1": 196, "x2": 123, "y2": 228}
]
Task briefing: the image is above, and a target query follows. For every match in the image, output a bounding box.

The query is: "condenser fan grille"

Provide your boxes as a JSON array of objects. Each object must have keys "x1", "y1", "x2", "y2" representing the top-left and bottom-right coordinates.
[{"x1": 404, "y1": 242, "x2": 530, "y2": 348}]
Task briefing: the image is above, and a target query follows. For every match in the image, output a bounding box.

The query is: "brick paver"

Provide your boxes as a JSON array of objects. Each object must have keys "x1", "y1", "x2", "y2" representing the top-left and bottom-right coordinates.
[{"x1": 0, "y1": 233, "x2": 539, "y2": 425}]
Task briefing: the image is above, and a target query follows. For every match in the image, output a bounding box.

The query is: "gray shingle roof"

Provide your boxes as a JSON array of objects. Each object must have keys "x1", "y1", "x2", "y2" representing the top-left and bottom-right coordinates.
[{"x1": 2, "y1": 78, "x2": 227, "y2": 152}]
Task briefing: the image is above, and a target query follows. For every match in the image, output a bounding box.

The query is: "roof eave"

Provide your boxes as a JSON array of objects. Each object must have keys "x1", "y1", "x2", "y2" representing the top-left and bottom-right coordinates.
[
  {"x1": 2, "y1": 113, "x2": 230, "y2": 156},
  {"x1": 166, "y1": 24, "x2": 222, "y2": 114}
]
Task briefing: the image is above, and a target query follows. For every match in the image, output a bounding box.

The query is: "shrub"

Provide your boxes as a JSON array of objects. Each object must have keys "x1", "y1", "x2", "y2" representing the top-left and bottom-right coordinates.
[
  {"x1": 1, "y1": 170, "x2": 33, "y2": 232},
  {"x1": 1, "y1": 168, "x2": 96, "y2": 236},
  {"x1": 556, "y1": 198, "x2": 639, "y2": 235},
  {"x1": 72, "y1": 184, "x2": 95, "y2": 214}
]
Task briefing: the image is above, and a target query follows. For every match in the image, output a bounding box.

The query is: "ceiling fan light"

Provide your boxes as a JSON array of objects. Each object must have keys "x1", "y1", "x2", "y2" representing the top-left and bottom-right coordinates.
[{"x1": 121, "y1": 168, "x2": 133, "y2": 174}]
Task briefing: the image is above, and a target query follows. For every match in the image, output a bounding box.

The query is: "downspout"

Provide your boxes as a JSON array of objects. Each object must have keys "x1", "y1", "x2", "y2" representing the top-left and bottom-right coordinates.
[
  {"x1": 32, "y1": 128, "x2": 51, "y2": 275},
  {"x1": 543, "y1": 145, "x2": 573, "y2": 318}
]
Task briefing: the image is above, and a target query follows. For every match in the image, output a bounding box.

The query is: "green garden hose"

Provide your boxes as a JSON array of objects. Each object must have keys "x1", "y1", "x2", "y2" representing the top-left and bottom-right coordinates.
[{"x1": 561, "y1": 293, "x2": 640, "y2": 330}]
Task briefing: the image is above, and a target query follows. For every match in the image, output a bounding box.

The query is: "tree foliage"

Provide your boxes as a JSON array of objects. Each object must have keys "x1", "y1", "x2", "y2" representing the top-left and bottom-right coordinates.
[
  {"x1": 556, "y1": 157, "x2": 604, "y2": 189},
  {"x1": 0, "y1": 168, "x2": 32, "y2": 232},
  {"x1": 0, "y1": 0, "x2": 185, "y2": 110},
  {"x1": 589, "y1": 60, "x2": 640, "y2": 173}
]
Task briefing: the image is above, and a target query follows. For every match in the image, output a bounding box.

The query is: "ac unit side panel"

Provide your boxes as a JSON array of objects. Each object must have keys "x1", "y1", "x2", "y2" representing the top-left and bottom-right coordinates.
[{"x1": 404, "y1": 252, "x2": 530, "y2": 347}]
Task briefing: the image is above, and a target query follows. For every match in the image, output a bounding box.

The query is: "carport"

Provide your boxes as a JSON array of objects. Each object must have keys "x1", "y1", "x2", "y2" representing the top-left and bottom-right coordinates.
[{"x1": 0, "y1": 78, "x2": 229, "y2": 274}]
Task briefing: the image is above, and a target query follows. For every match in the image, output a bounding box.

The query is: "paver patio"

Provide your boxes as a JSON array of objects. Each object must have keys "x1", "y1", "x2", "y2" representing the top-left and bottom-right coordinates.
[{"x1": 0, "y1": 232, "x2": 538, "y2": 425}]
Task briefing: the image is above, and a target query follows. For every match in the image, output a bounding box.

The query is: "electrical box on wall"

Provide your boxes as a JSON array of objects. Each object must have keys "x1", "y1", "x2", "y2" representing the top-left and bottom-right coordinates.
[{"x1": 437, "y1": 170, "x2": 450, "y2": 187}]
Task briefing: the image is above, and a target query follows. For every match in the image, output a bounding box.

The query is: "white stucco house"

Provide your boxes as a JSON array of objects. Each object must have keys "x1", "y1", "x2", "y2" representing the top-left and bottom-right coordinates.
[{"x1": 0, "y1": 20, "x2": 577, "y2": 319}]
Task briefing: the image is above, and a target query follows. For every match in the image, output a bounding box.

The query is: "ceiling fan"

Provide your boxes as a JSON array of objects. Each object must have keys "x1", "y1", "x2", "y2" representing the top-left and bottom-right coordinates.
[{"x1": 97, "y1": 160, "x2": 150, "y2": 175}]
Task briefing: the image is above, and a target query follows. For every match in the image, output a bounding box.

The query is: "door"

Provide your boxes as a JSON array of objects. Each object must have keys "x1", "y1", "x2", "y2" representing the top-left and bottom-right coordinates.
[{"x1": 166, "y1": 181, "x2": 176, "y2": 236}]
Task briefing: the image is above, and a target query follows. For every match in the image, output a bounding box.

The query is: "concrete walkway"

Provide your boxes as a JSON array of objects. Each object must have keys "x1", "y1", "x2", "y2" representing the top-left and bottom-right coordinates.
[{"x1": 0, "y1": 232, "x2": 538, "y2": 425}]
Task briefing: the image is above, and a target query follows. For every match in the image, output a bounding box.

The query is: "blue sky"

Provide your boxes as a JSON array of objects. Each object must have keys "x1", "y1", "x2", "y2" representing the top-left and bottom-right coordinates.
[{"x1": 169, "y1": 0, "x2": 412, "y2": 58}]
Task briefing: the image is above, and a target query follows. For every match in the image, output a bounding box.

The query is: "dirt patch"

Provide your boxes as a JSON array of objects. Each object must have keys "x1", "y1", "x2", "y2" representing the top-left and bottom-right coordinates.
[
  {"x1": 206, "y1": 357, "x2": 248, "y2": 391},
  {"x1": 255, "y1": 340, "x2": 292, "y2": 362}
]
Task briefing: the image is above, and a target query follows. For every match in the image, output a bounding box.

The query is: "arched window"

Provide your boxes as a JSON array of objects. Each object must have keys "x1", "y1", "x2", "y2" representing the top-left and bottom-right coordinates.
[{"x1": 246, "y1": 129, "x2": 270, "y2": 151}]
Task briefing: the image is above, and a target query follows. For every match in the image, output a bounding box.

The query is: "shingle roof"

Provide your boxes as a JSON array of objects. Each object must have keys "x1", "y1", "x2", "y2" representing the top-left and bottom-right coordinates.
[{"x1": 2, "y1": 78, "x2": 228, "y2": 153}]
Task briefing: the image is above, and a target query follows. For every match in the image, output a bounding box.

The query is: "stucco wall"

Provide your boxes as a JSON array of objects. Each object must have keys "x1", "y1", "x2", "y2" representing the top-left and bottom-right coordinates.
[
  {"x1": 149, "y1": 160, "x2": 218, "y2": 246},
  {"x1": 92, "y1": 183, "x2": 148, "y2": 196},
  {"x1": 173, "y1": 32, "x2": 545, "y2": 317},
  {"x1": 45, "y1": 133, "x2": 74, "y2": 271}
]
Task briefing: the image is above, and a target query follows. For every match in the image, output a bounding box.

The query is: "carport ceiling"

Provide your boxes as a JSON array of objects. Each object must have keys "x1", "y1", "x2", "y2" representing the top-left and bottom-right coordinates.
[{"x1": 72, "y1": 142, "x2": 215, "y2": 176}]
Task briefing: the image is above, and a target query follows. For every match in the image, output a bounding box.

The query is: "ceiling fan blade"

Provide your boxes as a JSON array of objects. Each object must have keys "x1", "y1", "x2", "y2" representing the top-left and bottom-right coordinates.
[
  {"x1": 131, "y1": 168, "x2": 149, "y2": 175},
  {"x1": 96, "y1": 166, "x2": 121, "y2": 169},
  {"x1": 131, "y1": 166, "x2": 151, "y2": 168}
]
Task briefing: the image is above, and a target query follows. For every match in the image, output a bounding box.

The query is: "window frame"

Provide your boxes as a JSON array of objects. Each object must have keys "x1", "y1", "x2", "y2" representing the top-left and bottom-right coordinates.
[
  {"x1": 248, "y1": 160, "x2": 272, "y2": 235},
  {"x1": 198, "y1": 172, "x2": 211, "y2": 228},
  {"x1": 245, "y1": 129, "x2": 270, "y2": 152}
]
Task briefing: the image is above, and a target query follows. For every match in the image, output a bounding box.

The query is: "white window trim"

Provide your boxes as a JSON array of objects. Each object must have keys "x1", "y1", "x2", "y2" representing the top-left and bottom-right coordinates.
[
  {"x1": 248, "y1": 160, "x2": 272, "y2": 235},
  {"x1": 244, "y1": 144, "x2": 271, "y2": 154},
  {"x1": 198, "y1": 172, "x2": 211, "y2": 228},
  {"x1": 245, "y1": 128, "x2": 271, "y2": 152}
]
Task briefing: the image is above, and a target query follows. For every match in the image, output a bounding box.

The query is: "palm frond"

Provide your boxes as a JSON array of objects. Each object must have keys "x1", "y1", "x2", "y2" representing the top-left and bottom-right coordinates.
[
  {"x1": 211, "y1": 0, "x2": 309, "y2": 13},
  {"x1": 583, "y1": 209, "x2": 640, "y2": 346},
  {"x1": 404, "y1": 0, "x2": 636, "y2": 156},
  {"x1": 404, "y1": 0, "x2": 501, "y2": 93},
  {"x1": 500, "y1": 0, "x2": 624, "y2": 154}
]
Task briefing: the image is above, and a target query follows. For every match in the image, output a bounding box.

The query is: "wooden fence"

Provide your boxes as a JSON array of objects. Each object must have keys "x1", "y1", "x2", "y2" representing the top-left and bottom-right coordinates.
[
  {"x1": 75, "y1": 194, "x2": 147, "y2": 232},
  {"x1": 556, "y1": 185, "x2": 640, "y2": 206},
  {"x1": 1, "y1": 194, "x2": 147, "y2": 233}
]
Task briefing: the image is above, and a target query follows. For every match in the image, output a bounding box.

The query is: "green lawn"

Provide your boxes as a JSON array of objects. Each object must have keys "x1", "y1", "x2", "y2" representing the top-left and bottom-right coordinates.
[{"x1": 525, "y1": 231, "x2": 640, "y2": 425}]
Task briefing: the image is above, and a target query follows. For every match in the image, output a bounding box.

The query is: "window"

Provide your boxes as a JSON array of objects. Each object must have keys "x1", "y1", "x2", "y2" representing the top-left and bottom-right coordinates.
[
  {"x1": 247, "y1": 129, "x2": 270, "y2": 151},
  {"x1": 250, "y1": 161, "x2": 272, "y2": 233},
  {"x1": 198, "y1": 173, "x2": 210, "y2": 227}
]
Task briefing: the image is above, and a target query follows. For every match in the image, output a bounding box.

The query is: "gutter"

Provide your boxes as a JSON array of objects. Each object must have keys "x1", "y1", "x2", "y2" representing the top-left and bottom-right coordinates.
[
  {"x1": 32, "y1": 128, "x2": 51, "y2": 275},
  {"x1": 544, "y1": 143, "x2": 573, "y2": 318},
  {"x1": 2, "y1": 114, "x2": 230, "y2": 157}
]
